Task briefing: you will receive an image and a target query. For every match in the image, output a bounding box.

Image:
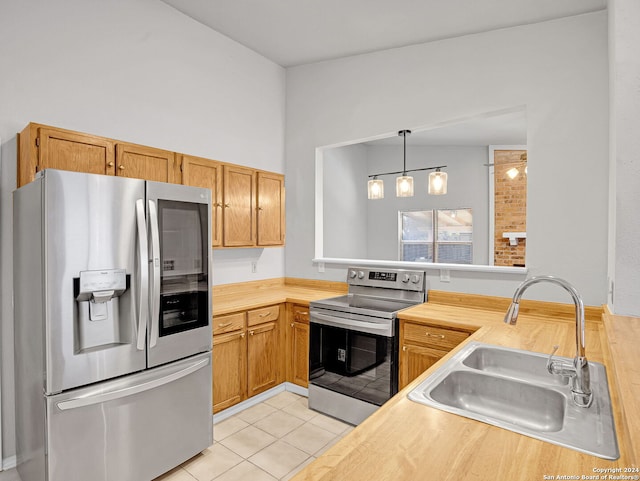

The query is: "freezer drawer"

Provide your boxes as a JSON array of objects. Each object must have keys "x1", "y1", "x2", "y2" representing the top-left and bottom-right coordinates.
[{"x1": 45, "y1": 352, "x2": 212, "y2": 481}]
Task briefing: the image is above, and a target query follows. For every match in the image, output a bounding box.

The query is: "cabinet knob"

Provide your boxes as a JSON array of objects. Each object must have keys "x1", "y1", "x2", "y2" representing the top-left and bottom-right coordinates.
[
  {"x1": 249, "y1": 330, "x2": 254, "y2": 336},
  {"x1": 118, "y1": 165, "x2": 125, "y2": 170},
  {"x1": 257, "y1": 206, "x2": 263, "y2": 211},
  {"x1": 290, "y1": 323, "x2": 294, "y2": 327},
  {"x1": 240, "y1": 332, "x2": 245, "y2": 338},
  {"x1": 403, "y1": 346, "x2": 407, "y2": 352},
  {"x1": 224, "y1": 203, "x2": 230, "y2": 208},
  {"x1": 107, "y1": 161, "x2": 114, "y2": 167},
  {"x1": 214, "y1": 202, "x2": 222, "y2": 208}
]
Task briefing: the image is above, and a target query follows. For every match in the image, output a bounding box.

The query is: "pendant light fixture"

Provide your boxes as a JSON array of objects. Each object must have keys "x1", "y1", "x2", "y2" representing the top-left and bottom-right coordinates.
[
  {"x1": 428, "y1": 168, "x2": 448, "y2": 195},
  {"x1": 395, "y1": 130, "x2": 414, "y2": 197},
  {"x1": 367, "y1": 176, "x2": 384, "y2": 199},
  {"x1": 366, "y1": 129, "x2": 448, "y2": 199}
]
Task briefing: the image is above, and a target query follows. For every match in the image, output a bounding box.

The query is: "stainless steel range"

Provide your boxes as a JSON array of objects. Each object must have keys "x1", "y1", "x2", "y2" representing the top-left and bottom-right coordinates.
[{"x1": 308, "y1": 267, "x2": 427, "y2": 425}]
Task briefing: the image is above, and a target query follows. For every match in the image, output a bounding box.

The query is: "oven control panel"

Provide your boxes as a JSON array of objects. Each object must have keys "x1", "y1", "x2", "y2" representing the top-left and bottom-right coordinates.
[{"x1": 347, "y1": 267, "x2": 426, "y2": 292}]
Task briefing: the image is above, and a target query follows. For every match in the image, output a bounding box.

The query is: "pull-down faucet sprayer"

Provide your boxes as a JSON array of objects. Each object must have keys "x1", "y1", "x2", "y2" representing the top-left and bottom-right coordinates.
[{"x1": 504, "y1": 276, "x2": 592, "y2": 408}]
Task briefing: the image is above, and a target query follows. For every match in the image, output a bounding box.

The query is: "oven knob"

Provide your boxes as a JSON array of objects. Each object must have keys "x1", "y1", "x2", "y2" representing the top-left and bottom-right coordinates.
[
  {"x1": 349, "y1": 270, "x2": 357, "y2": 279},
  {"x1": 401, "y1": 274, "x2": 410, "y2": 283},
  {"x1": 411, "y1": 274, "x2": 421, "y2": 283},
  {"x1": 357, "y1": 270, "x2": 365, "y2": 279}
]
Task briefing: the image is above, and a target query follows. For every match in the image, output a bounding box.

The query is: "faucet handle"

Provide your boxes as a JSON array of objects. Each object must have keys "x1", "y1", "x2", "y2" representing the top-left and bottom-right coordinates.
[
  {"x1": 547, "y1": 345, "x2": 575, "y2": 377},
  {"x1": 546, "y1": 345, "x2": 559, "y2": 372}
]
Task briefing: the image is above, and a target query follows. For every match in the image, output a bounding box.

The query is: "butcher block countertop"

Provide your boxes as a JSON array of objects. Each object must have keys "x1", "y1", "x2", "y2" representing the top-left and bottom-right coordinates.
[{"x1": 212, "y1": 279, "x2": 639, "y2": 480}]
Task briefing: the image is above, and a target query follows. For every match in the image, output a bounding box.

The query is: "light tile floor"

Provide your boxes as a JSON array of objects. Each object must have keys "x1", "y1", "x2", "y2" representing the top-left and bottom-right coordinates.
[
  {"x1": 156, "y1": 391, "x2": 353, "y2": 481},
  {"x1": 0, "y1": 392, "x2": 352, "y2": 481}
]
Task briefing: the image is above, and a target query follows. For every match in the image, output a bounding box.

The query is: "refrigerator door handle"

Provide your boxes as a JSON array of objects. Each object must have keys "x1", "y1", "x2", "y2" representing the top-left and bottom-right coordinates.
[
  {"x1": 55, "y1": 357, "x2": 210, "y2": 411},
  {"x1": 135, "y1": 199, "x2": 149, "y2": 351},
  {"x1": 148, "y1": 199, "x2": 161, "y2": 348}
]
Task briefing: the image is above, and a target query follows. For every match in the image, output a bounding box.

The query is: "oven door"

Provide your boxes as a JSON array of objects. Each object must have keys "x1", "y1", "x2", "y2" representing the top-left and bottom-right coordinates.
[{"x1": 309, "y1": 308, "x2": 398, "y2": 407}]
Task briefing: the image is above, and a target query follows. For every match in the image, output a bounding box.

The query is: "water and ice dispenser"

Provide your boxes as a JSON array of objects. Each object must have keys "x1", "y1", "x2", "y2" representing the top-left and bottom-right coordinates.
[{"x1": 74, "y1": 269, "x2": 129, "y2": 351}]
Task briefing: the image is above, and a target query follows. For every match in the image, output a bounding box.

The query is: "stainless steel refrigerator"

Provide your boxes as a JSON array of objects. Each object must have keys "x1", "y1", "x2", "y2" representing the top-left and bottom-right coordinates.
[{"x1": 13, "y1": 169, "x2": 213, "y2": 481}]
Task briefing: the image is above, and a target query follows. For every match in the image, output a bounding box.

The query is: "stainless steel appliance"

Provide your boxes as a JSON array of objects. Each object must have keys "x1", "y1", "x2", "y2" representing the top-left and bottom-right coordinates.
[
  {"x1": 308, "y1": 267, "x2": 426, "y2": 425},
  {"x1": 13, "y1": 169, "x2": 212, "y2": 481}
]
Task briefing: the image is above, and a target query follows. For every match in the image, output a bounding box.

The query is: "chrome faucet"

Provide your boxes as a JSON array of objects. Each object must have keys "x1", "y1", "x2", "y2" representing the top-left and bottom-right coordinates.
[{"x1": 504, "y1": 276, "x2": 593, "y2": 408}]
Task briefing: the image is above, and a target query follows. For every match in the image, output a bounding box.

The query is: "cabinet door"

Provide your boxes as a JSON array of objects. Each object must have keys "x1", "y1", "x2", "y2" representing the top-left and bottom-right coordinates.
[
  {"x1": 182, "y1": 155, "x2": 223, "y2": 247},
  {"x1": 115, "y1": 143, "x2": 177, "y2": 183},
  {"x1": 31, "y1": 126, "x2": 115, "y2": 185},
  {"x1": 399, "y1": 344, "x2": 448, "y2": 390},
  {"x1": 290, "y1": 321, "x2": 310, "y2": 387},
  {"x1": 212, "y1": 330, "x2": 247, "y2": 413},
  {"x1": 223, "y1": 165, "x2": 256, "y2": 246},
  {"x1": 247, "y1": 321, "x2": 278, "y2": 396},
  {"x1": 257, "y1": 172, "x2": 285, "y2": 246}
]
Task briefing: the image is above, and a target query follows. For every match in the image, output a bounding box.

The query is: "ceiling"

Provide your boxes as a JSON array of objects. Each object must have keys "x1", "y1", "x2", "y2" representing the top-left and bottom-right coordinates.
[
  {"x1": 160, "y1": 0, "x2": 606, "y2": 67},
  {"x1": 363, "y1": 109, "x2": 527, "y2": 147}
]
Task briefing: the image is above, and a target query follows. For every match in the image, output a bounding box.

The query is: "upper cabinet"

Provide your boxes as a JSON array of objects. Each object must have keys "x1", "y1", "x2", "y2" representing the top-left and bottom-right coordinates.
[
  {"x1": 181, "y1": 155, "x2": 223, "y2": 247},
  {"x1": 257, "y1": 172, "x2": 286, "y2": 246},
  {"x1": 18, "y1": 124, "x2": 116, "y2": 187},
  {"x1": 18, "y1": 122, "x2": 285, "y2": 248},
  {"x1": 223, "y1": 165, "x2": 257, "y2": 247},
  {"x1": 18, "y1": 123, "x2": 180, "y2": 187},
  {"x1": 115, "y1": 142, "x2": 178, "y2": 183}
]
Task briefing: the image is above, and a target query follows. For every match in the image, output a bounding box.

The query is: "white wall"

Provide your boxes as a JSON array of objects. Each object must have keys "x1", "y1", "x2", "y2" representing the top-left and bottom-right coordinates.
[
  {"x1": 0, "y1": 0, "x2": 285, "y2": 463},
  {"x1": 323, "y1": 144, "x2": 369, "y2": 258},
  {"x1": 285, "y1": 12, "x2": 609, "y2": 306},
  {"x1": 608, "y1": 0, "x2": 640, "y2": 316}
]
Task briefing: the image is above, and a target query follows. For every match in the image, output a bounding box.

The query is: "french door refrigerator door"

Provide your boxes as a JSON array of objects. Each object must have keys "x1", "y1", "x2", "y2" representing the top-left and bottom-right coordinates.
[
  {"x1": 46, "y1": 352, "x2": 212, "y2": 481},
  {"x1": 43, "y1": 170, "x2": 147, "y2": 394},
  {"x1": 145, "y1": 181, "x2": 212, "y2": 368}
]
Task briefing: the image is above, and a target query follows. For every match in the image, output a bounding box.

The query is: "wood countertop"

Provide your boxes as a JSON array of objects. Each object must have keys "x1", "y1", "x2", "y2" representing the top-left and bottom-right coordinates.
[
  {"x1": 292, "y1": 294, "x2": 640, "y2": 481},
  {"x1": 211, "y1": 280, "x2": 639, "y2": 479},
  {"x1": 212, "y1": 278, "x2": 347, "y2": 316}
]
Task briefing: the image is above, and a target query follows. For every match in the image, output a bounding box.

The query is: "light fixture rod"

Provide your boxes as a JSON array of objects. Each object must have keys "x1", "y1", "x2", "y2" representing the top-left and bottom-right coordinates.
[{"x1": 368, "y1": 165, "x2": 447, "y2": 178}]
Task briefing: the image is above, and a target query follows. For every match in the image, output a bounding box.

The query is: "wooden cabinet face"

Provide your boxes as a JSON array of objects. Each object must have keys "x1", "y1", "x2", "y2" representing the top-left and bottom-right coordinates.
[
  {"x1": 399, "y1": 344, "x2": 447, "y2": 390},
  {"x1": 223, "y1": 165, "x2": 257, "y2": 246},
  {"x1": 213, "y1": 330, "x2": 247, "y2": 413},
  {"x1": 247, "y1": 321, "x2": 278, "y2": 396},
  {"x1": 115, "y1": 143, "x2": 177, "y2": 183},
  {"x1": 257, "y1": 172, "x2": 285, "y2": 246},
  {"x1": 290, "y1": 321, "x2": 309, "y2": 387},
  {"x1": 182, "y1": 155, "x2": 223, "y2": 247}
]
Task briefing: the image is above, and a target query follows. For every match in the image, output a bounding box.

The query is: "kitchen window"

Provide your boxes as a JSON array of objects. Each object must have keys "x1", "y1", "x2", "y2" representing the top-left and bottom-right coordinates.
[{"x1": 399, "y1": 209, "x2": 473, "y2": 264}]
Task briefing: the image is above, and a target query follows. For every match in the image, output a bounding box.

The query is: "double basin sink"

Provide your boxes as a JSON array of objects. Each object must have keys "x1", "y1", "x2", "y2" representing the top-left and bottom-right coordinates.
[{"x1": 408, "y1": 341, "x2": 619, "y2": 459}]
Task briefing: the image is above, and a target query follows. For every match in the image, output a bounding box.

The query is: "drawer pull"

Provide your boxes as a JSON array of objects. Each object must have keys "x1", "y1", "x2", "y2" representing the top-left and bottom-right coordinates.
[
  {"x1": 426, "y1": 332, "x2": 445, "y2": 339},
  {"x1": 297, "y1": 311, "x2": 309, "y2": 315},
  {"x1": 217, "y1": 322, "x2": 232, "y2": 328},
  {"x1": 259, "y1": 312, "x2": 271, "y2": 317}
]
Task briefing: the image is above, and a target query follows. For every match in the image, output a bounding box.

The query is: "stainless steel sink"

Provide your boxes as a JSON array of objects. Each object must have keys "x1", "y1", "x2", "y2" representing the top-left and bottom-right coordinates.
[{"x1": 408, "y1": 341, "x2": 619, "y2": 460}]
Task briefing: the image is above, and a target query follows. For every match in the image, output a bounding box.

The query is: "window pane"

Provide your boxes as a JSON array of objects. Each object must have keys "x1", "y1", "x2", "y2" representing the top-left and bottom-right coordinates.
[
  {"x1": 437, "y1": 243, "x2": 472, "y2": 264},
  {"x1": 402, "y1": 243, "x2": 433, "y2": 262},
  {"x1": 437, "y1": 209, "x2": 472, "y2": 242},
  {"x1": 402, "y1": 211, "x2": 433, "y2": 242}
]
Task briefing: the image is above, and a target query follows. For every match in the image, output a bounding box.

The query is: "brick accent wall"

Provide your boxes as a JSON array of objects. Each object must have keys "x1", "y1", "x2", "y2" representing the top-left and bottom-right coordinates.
[{"x1": 494, "y1": 150, "x2": 527, "y2": 266}]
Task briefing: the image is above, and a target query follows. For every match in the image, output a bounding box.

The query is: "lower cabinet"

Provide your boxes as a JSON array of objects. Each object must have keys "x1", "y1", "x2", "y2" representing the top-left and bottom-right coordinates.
[
  {"x1": 287, "y1": 305, "x2": 310, "y2": 388},
  {"x1": 212, "y1": 304, "x2": 284, "y2": 413},
  {"x1": 399, "y1": 321, "x2": 472, "y2": 389}
]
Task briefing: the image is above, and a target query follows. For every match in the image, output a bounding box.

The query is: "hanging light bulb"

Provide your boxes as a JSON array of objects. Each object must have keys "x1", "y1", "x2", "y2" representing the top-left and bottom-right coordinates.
[
  {"x1": 368, "y1": 176, "x2": 384, "y2": 199},
  {"x1": 396, "y1": 175, "x2": 414, "y2": 197},
  {"x1": 428, "y1": 168, "x2": 447, "y2": 195},
  {"x1": 396, "y1": 130, "x2": 414, "y2": 197}
]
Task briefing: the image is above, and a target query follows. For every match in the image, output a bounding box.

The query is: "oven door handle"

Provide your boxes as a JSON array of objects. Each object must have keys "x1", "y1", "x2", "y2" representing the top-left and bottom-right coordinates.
[{"x1": 310, "y1": 312, "x2": 391, "y2": 332}]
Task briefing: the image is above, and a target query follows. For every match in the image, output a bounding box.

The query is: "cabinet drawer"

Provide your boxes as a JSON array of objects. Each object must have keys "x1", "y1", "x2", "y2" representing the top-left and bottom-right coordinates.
[
  {"x1": 213, "y1": 312, "x2": 245, "y2": 335},
  {"x1": 403, "y1": 323, "x2": 470, "y2": 350},
  {"x1": 247, "y1": 305, "x2": 280, "y2": 326},
  {"x1": 292, "y1": 305, "x2": 309, "y2": 323}
]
